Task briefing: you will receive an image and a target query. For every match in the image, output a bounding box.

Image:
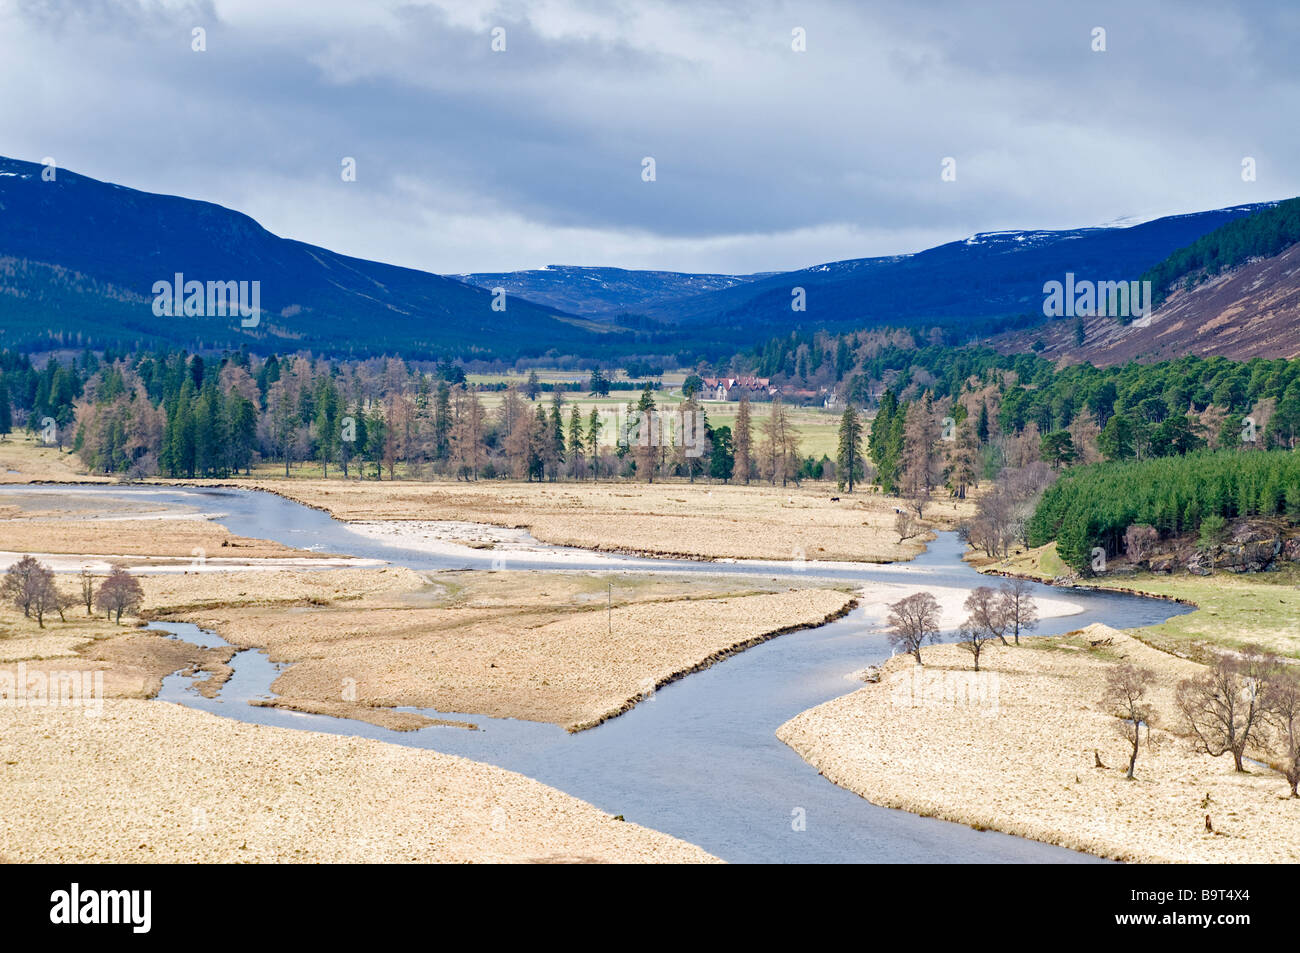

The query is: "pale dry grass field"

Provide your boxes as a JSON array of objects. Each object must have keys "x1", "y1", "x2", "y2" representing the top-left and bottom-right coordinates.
[
  {"x1": 2, "y1": 563, "x2": 857, "y2": 733},
  {"x1": 0, "y1": 434, "x2": 965, "y2": 563},
  {"x1": 0, "y1": 517, "x2": 328, "y2": 561},
  {"x1": 0, "y1": 570, "x2": 721, "y2": 862},
  {"x1": 218, "y1": 477, "x2": 973, "y2": 563},
  {"x1": 0, "y1": 701, "x2": 719, "y2": 863},
  {"x1": 0, "y1": 436, "x2": 105, "y2": 483},
  {"x1": 779, "y1": 626, "x2": 1300, "y2": 863},
  {"x1": 0, "y1": 481, "x2": 343, "y2": 564},
  {"x1": 170, "y1": 568, "x2": 858, "y2": 730},
  {"x1": 0, "y1": 580, "x2": 238, "y2": 699},
  {"x1": 141, "y1": 566, "x2": 421, "y2": 613},
  {"x1": 0, "y1": 569, "x2": 437, "y2": 711}
]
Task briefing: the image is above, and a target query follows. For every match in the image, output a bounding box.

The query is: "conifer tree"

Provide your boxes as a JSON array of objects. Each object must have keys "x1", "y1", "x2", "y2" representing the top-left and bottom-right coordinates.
[
  {"x1": 836, "y1": 404, "x2": 864, "y2": 492},
  {"x1": 734, "y1": 394, "x2": 753, "y2": 484}
]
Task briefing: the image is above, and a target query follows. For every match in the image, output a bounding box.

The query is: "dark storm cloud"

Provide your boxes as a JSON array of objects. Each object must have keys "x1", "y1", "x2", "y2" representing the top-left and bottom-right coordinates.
[{"x1": 0, "y1": 0, "x2": 1294, "y2": 273}]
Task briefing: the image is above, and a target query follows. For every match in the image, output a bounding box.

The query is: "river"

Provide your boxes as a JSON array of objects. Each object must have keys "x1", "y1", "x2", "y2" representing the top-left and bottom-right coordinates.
[{"x1": 6, "y1": 484, "x2": 1191, "y2": 862}]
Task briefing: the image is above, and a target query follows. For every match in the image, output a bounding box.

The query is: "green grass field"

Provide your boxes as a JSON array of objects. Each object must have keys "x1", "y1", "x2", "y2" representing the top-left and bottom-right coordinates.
[
  {"x1": 977, "y1": 542, "x2": 1300, "y2": 662},
  {"x1": 467, "y1": 371, "x2": 848, "y2": 461}
]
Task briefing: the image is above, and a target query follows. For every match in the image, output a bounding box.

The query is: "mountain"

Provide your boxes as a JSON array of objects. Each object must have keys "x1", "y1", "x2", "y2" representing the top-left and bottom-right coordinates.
[
  {"x1": 1002, "y1": 237, "x2": 1300, "y2": 366},
  {"x1": 0, "y1": 153, "x2": 1279, "y2": 363},
  {"x1": 631, "y1": 206, "x2": 1275, "y2": 339},
  {"x1": 0, "y1": 156, "x2": 614, "y2": 360},
  {"x1": 1140, "y1": 197, "x2": 1300, "y2": 309},
  {"x1": 456, "y1": 265, "x2": 772, "y2": 316}
]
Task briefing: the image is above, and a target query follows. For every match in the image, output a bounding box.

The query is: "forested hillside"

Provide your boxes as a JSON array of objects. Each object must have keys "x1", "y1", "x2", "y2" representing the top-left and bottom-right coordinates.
[
  {"x1": 0, "y1": 157, "x2": 612, "y2": 361},
  {"x1": 1141, "y1": 197, "x2": 1300, "y2": 309},
  {"x1": 1028, "y1": 451, "x2": 1300, "y2": 571},
  {"x1": 857, "y1": 344, "x2": 1300, "y2": 572}
]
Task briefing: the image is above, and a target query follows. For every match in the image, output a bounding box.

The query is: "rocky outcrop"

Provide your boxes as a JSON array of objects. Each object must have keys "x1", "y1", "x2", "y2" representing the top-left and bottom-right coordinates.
[
  {"x1": 1100, "y1": 518, "x2": 1297, "y2": 577},
  {"x1": 1146, "y1": 553, "x2": 1179, "y2": 574},
  {"x1": 1188, "y1": 521, "x2": 1285, "y2": 574}
]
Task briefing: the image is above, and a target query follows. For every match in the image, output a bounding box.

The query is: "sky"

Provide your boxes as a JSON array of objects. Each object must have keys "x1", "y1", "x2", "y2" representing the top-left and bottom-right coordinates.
[{"x1": 2, "y1": 0, "x2": 1297, "y2": 276}]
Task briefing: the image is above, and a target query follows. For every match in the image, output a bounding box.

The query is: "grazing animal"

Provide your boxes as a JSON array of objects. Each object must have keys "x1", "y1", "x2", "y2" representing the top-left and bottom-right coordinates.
[{"x1": 829, "y1": 496, "x2": 840, "y2": 502}]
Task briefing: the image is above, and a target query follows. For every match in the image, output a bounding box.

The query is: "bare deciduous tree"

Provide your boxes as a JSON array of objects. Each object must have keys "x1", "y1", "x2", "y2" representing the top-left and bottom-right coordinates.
[
  {"x1": 894, "y1": 510, "x2": 918, "y2": 543},
  {"x1": 1266, "y1": 670, "x2": 1300, "y2": 797},
  {"x1": 945, "y1": 419, "x2": 979, "y2": 499},
  {"x1": 1101, "y1": 664, "x2": 1157, "y2": 779},
  {"x1": 1001, "y1": 460, "x2": 1056, "y2": 502},
  {"x1": 968, "y1": 486, "x2": 1015, "y2": 558},
  {"x1": 448, "y1": 385, "x2": 487, "y2": 480},
  {"x1": 734, "y1": 394, "x2": 752, "y2": 485},
  {"x1": 53, "y1": 584, "x2": 77, "y2": 623},
  {"x1": 2, "y1": 554, "x2": 60, "y2": 627},
  {"x1": 886, "y1": 592, "x2": 941, "y2": 666},
  {"x1": 28, "y1": 567, "x2": 61, "y2": 629},
  {"x1": 962, "y1": 585, "x2": 1011, "y2": 648},
  {"x1": 998, "y1": 577, "x2": 1038, "y2": 645},
  {"x1": 900, "y1": 395, "x2": 939, "y2": 504},
  {"x1": 758, "y1": 396, "x2": 800, "y2": 487},
  {"x1": 1176, "y1": 646, "x2": 1276, "y2": 772},
  {"x1": 2, "y1": 554, "x2": 46, "y2": 618},
  {"x1": 957, "y1": 586, "x2": 1006, "y2": 671},
  {"x1": 968, "y1": 462, "x2": 1057, "y2": 558},
  {"x1": 79, "y1": 569, "x2": 96, "y2": 616},
  {"x1": 94, "y1": 565, "x2": 144, "y2": 624},
  {"x1": 1124, "y1": 524, "x2": 1160, "y2": 564}
]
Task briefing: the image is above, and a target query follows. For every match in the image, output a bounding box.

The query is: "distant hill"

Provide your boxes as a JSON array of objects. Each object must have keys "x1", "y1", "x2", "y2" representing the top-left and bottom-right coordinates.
[
  {"x1": 0, "y1": 154, "x2": 1277, "y2": 362},
  {"x1": 1141, "y1": 197, "x2": 1298, "y2": 309},
  {"x1": 0, "y1": 156, "x2": 614, "y2": 360},
  {"x1": 631, "y1": 206, "x2": 1273, "y2": 338},
  {"x1": 456, "y1": 265, "x2": 772, "y2": 317},
  {"x1": 1002, "y1": 237, "x2": 1300, "y2": 366}
]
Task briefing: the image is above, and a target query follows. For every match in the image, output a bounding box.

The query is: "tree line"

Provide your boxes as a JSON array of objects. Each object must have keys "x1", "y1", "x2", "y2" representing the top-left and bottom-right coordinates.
[
  {"x1": 730, "y1": 327, "x2": 1300, "y2": 451},
  {"x1": 1140, "y1": 196, "x2": 1300, "y2": 311},
  {"x1": 54, "y1": 348, "x2": 857, "y2": 485},
  {"x1": 858, "y1": 347, "x2": 1300, "y2": 561}
]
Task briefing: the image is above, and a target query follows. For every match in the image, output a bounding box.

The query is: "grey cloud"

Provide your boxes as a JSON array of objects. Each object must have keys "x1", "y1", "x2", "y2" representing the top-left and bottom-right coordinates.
[{"x1": 0, "y1": 0, "x2": 1294, "y2": 273}]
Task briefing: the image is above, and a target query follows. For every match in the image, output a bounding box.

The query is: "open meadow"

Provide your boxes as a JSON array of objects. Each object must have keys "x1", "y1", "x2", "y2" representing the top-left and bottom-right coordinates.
[
  {"x1": 216, "y1": 476, "x2": 969, "y2": 564},
  {"x1": 0, "y1": 699, "x2": 719, "y2": 864},
  {"x1": 0, "y1": 477, "x2": 864, "y2": 862},
  {"x1": 0, "y1": 562, "x2": 739, "y2": 863},
  {"x1": 156, "y1": 568, "x2": 857, "y2": 731},
  {"x1": 971, "y1": 542, "x2": 1300, "y2": 662},
  {"x1": 779, "y1": 626, "x2": 1300, "y2": 864},
  {"x1": 421, "y1": 367, "x2": 844, "y2": 462}
]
